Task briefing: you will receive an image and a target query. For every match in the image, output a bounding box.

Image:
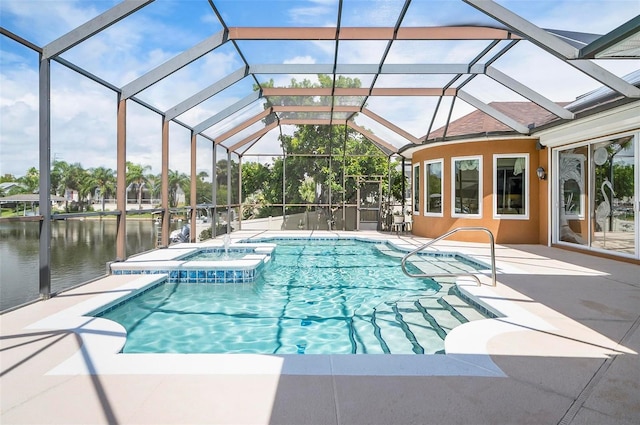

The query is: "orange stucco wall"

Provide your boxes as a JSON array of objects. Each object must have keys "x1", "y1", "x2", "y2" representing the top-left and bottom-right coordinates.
[{"x1": 411, "y1": 138, "x2": 546, "y2": 244}]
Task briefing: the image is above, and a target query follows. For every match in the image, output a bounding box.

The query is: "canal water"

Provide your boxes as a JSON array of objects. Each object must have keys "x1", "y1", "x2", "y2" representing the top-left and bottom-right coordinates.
[{"x1": 0, "y1": 219, "x2": 181, "y2": 311}]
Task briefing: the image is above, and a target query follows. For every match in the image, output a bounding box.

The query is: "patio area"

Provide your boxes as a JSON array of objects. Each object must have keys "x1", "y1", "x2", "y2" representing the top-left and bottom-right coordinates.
[{"x1": 1, "y1": 231, "x2": 638, "y2": 425}]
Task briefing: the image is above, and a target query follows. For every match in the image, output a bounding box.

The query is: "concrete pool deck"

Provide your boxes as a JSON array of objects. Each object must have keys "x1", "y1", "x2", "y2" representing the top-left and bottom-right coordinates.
[{"x1": 1, "y1": 231, "x2": 639, "y2": 424}]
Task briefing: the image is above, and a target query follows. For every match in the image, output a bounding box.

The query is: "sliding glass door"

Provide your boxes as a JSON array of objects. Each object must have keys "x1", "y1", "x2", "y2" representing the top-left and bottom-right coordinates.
[
  {"x1": 590, "y1": 136, "x2": 636, "y2": 255},
  {"x1": 554, "y1": 133, "x2": 638, "y2": 258}
]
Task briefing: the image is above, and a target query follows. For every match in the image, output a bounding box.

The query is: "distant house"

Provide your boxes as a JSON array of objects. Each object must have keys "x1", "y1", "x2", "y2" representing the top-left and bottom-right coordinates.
[
  {"x1": 0, "y1": 182, "x2": 26, "y2": 194},
  {"x1": 0, "y1": 193, "x2": 67, "y2": 215}
]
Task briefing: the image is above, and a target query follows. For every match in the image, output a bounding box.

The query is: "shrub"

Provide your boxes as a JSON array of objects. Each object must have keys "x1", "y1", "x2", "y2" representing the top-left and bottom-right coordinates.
[{"x1": 199, "y1": 227, "x2": 212, "y2": 240}]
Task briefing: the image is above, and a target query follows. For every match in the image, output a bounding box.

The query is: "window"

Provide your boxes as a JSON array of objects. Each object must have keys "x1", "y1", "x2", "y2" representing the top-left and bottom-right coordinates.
[
  {"x1": 452, "y1": 156, "x2": 482, "y2": 217},
  {"x1": 413, "y1": 163, "x2": 420, "y2": 214},
  {"x1": 494, "y1": 154, "x2": 528, "y2": 219},
  {"x1": 424, "y1": 159, "x2": 443, "y2": 216}
]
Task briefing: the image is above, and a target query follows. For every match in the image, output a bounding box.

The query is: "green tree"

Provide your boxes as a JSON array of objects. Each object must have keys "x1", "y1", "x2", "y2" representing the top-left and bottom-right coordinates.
[
  {"x1": 51, "y1": 160, "x2": 84, "y2": 211},
  {"x1": 168, "y1": 169, "x2": 190, "y2": 207},
  {"x1": 248, "y1": 158, "x2": 284, "y2": 218},
  {"x1": 242, "y1": 190, "x2": 268, "y2": 220},
  {"x1": 613, "y1": 164, "x2": 634, "y2": 199},
  {"x1": 187, "y1": 171, "x2": 213, "y2": 205},
  {"x1": 91, "y1": 166, "x2": 116, "y2": 211},
  {"x1": 241, "y1": 162, "x2": 271, "y2": 201},
  {"x1": 0, "y1": 174, "x2": 17, "y2": 183},
  {"x1": 147, "y1": 174, "x2": 161, "y2": 205},
  {"x1": 262, "y1": 75, "x2": 359, "y2": 211},
  {"x1": 239, "y1": 74, "x2": 406, "y2": 220},
  {"x1": 18, "y1": 167, "x2": 39, "y2": 193},
  {"x1": 126, "y1": 162, "x2": 151, "y2": 209},
  {"x1": 76, "y1": 168, "x2": 95, "y2": 212}
]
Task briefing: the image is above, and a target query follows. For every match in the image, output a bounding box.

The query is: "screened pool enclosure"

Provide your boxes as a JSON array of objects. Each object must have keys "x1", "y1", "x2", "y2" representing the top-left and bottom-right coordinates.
[{"x1": 1, "y1": 0, "x2": 638, "y2": 299}]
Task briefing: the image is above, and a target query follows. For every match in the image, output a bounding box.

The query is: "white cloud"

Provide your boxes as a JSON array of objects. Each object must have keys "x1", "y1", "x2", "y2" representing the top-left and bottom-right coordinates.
[
  {"x1": 168, "y1": 123, "x2": 192, "y2": 175},
  {"x1": 366, "y1": 96, "x2": 442, "y2": 138},
  {"x1": 498, "y1": 0, "x2": 640, "y2": 35},
  {"x1": 289, "y1": 0, "x2": 338, "y2": 25},
  {"x1": 0, "y1": 100, "x2": 39, "y2": 177},
  {"x1": 0, "y1": 0, "x2": 109, "y2": 45},
  {"x1": 1, "y1": 0, "x2": 638, "y2": 180},
  {"x1": 49, "y1": 69, "x2": 118, "y2": 170},
  {"x1": 0, "y1": 53, "x2": 39, "y2": 177},
  {"x1": 135, "y1": 49, "x2": 241, "y2": 111}
]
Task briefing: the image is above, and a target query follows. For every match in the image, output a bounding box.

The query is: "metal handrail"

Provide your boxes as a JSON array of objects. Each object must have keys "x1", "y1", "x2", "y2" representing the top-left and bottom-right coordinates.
[{"x1": 400, "y1": 227, "x2": 496, "y2": 287}]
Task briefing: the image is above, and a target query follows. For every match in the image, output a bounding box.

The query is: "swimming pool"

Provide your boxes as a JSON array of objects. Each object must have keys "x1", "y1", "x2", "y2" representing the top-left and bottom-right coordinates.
[{"x1": 95, "y1": 238, "x2": 491, "y2": 354}]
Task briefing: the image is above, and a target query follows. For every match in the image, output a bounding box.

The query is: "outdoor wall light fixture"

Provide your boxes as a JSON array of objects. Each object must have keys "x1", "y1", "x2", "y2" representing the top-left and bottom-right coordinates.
[{"x1": 536, "y1": 166, "x2": 547, "y2": 180}]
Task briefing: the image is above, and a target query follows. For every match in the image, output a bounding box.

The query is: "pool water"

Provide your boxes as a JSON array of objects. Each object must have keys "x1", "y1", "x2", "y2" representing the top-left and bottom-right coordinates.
[
  {"x1": 181, "y1": 249, "x2": 250, "y2": 261},
  {"x1": 97, "y1": 238, "x2": 487, "y2": 354}
]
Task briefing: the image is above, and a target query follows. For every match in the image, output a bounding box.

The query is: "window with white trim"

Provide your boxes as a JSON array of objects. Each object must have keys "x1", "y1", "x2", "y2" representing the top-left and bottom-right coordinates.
[
  {"x1": 452, "y1": 156, "x2": 482, "y2": 217},
  {"x1": 424, "y1": 159, "x2": 443, "y2": 216},
  {"x1": 494, "y1": 154, "x2": 529, "y2": 219}
]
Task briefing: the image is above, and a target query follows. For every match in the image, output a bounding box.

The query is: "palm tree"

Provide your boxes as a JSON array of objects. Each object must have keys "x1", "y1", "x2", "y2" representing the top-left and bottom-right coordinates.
[
  {"x1": 51, "y1": 160, "x2": 83, "y2": 211},
  {"x1": 76, "y1": 169, "x2": 95, "y2": 211},
  {"x1": 147, "y1": 173, "x2": 161, "y2": 205},
  {"x1": 51, "y1": 160, "x2": 70, "y2": 197},
  {"x1": 126, "y1": 162, "x2": 151, "y2": 209},
  {"x1": 194, "y1": 171, "x2": 212, "y2": 205},
  {"x1": 91, "y1": 166, "x2": 116, "y2": 211},
  {"x1": 18, "y1": 167, "x2": 39, "y2": 194},
  {"x1": 168, "y1": 169, "x2": 190, "y2": 208}
]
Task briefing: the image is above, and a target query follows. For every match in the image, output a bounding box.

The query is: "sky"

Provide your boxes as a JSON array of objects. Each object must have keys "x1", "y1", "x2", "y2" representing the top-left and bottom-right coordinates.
[{"x1": 1, "y1": 0, "x2": 639, "y2": 179}]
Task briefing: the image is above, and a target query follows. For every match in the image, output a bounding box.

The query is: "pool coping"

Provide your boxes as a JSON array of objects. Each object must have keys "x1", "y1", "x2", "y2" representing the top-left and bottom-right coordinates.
[
  {"x1": 21, "y1": 231, "x2": 634, "y2": 379},
  {"x1": 25, "y1": 272, "x2": 507, "y2": 377}
]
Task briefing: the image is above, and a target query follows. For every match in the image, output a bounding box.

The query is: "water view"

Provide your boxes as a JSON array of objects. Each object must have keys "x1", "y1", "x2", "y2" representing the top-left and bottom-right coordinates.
[{"x1": 0, "y1": 218, "x2": 179, "y2": 311}]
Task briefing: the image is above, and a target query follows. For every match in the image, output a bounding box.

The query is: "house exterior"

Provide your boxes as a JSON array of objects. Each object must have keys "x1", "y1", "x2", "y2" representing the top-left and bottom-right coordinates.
[
  {"x1": 404, "y1": 75, "x2": 640, "y2": 263},
  {"x1": 0, "y1": 182, "x2": 25, "y2": 194}
]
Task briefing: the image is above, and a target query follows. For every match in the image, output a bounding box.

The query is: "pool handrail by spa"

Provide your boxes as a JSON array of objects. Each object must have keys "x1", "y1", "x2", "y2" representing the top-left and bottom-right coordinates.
[{"x1": 401, "y1": 227, "x2": 497, "y2": 287}]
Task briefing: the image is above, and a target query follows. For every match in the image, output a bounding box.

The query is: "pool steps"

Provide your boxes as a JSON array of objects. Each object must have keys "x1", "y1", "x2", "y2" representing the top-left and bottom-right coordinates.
[
  {"x1": 374, "y1": 243, "x2": 489, "y2": 275},
  {"x1": 440, "y1": 294, "x2": 488, "y2": 322},
  {"x1": 365, "y1": 287, "x2": 494, "y2": 354}
]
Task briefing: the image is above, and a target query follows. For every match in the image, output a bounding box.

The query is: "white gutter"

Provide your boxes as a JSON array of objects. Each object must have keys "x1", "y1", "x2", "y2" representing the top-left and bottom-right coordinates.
[{"x1": 536, "y1": 101, "x2": 640, "y2": 148}]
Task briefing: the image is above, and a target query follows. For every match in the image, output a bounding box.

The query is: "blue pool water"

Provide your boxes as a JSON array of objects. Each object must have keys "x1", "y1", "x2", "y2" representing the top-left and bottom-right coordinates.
[
  {"x1": 96, "y1": 238, "x2": 487, "y2": 354},
  {"x1": 180, "y1": 249, "x2": 250, "y2": 261}
]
